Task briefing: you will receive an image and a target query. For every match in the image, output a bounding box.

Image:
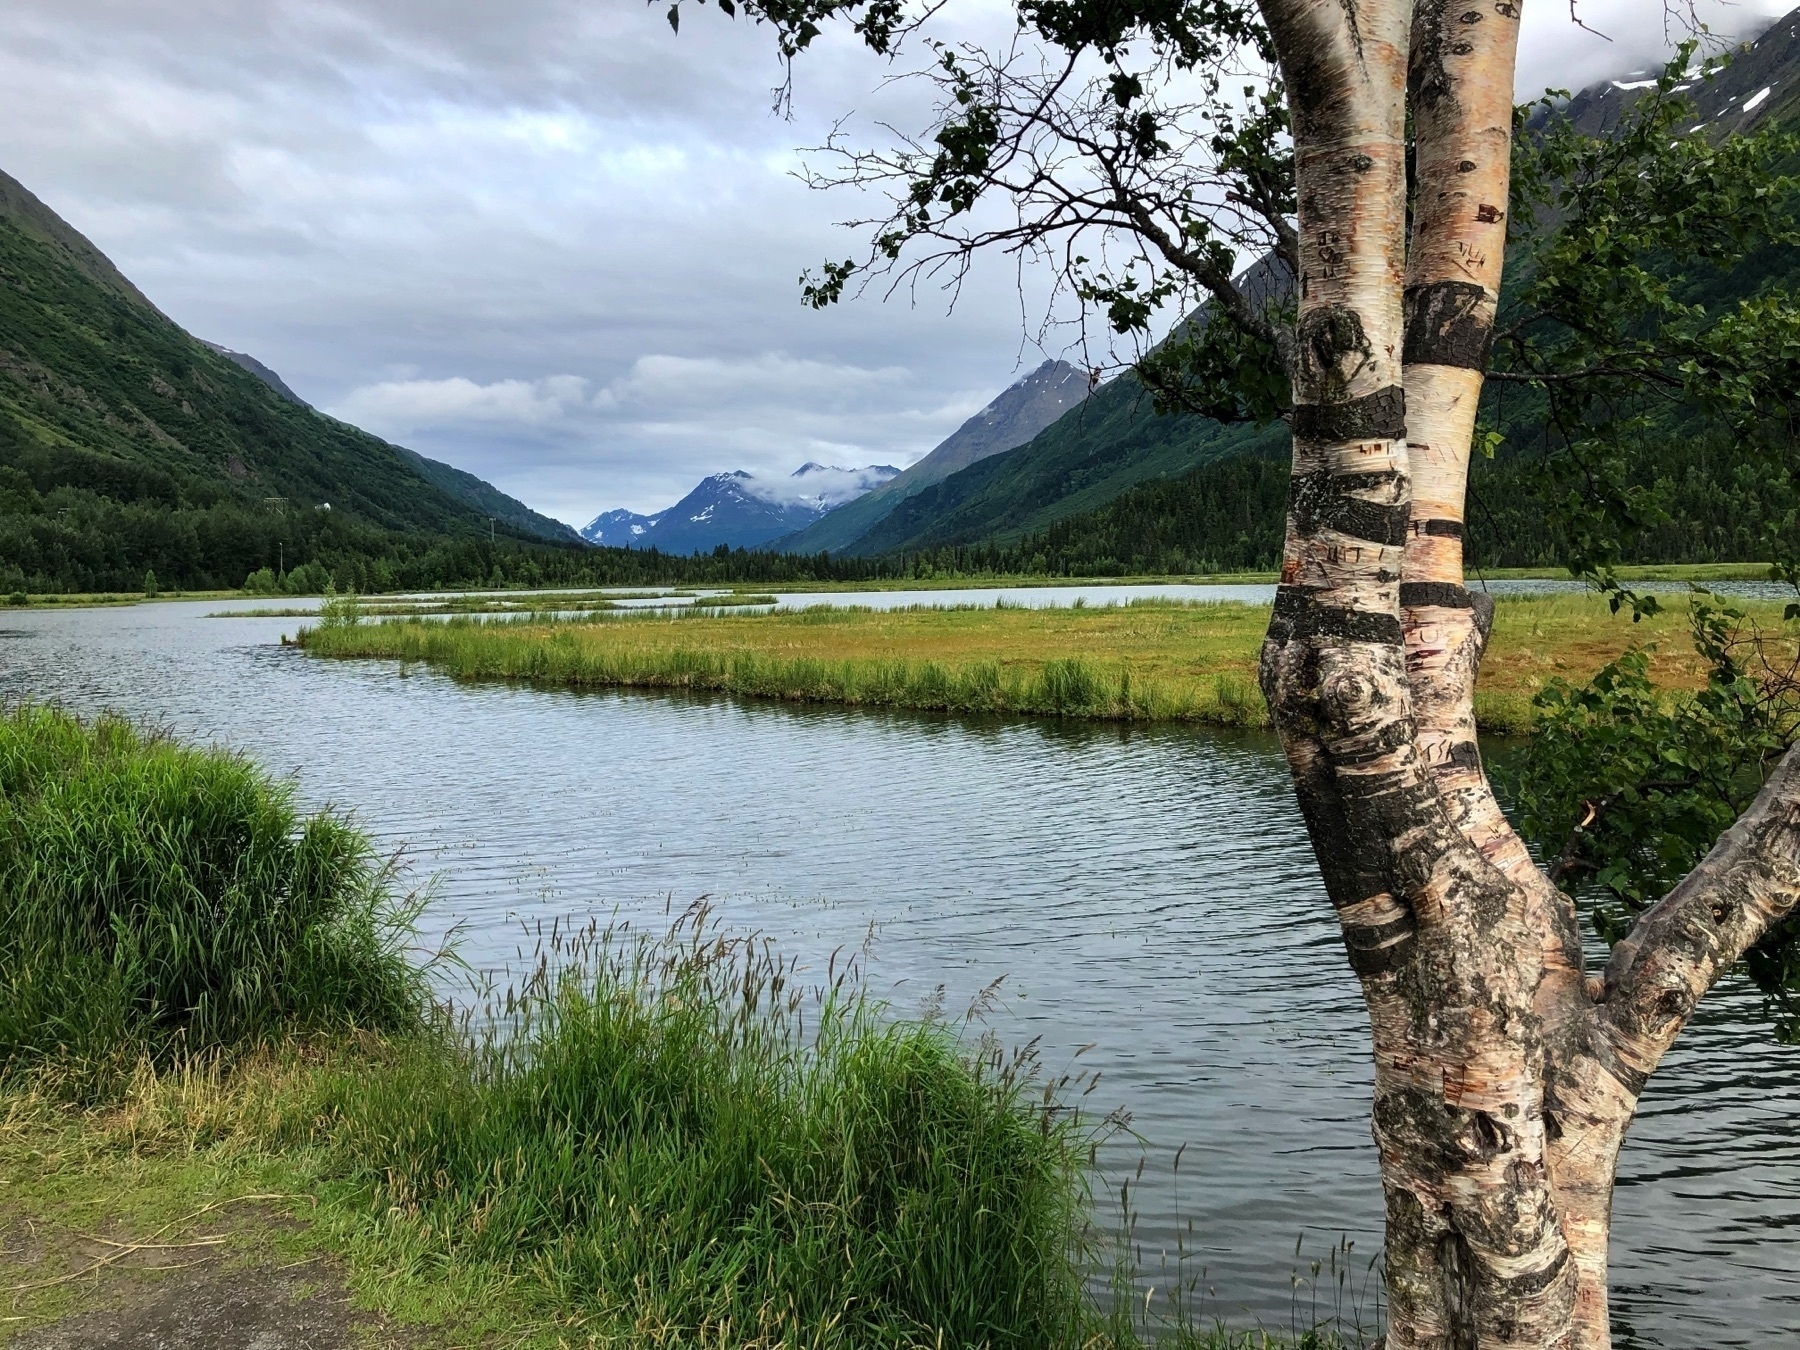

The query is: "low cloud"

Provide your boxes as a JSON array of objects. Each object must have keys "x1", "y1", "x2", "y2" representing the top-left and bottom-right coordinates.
[
  {"x1": 740, "y1": 463, "x2": 901, "y2": 509},
  {"x1": 600, "y1": 353, "x2": 911, "y2": 413},
  {"x1": 2, "y1": 0, "x2": 1782, "y2": 529},
  {"x1": 334, "y1": 374, "x2": 592, "y2": 429},
  {"x1": 327, "y1": 354, "x2": 986, "y2": 523},
  {"x1": 1518, "y1": 1, "x2": 1793, "y2": 98}
]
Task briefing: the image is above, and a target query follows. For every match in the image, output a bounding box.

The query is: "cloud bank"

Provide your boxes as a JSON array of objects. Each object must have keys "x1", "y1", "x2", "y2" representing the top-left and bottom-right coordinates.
[{"x1": 0, "y1": 0, "x2": 1781, "y2": 524}]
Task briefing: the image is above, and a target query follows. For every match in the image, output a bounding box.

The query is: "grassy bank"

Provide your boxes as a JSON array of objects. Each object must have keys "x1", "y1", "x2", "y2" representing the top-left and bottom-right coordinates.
[
  {"x1": 294, "y1": 592, "x2": 1781, "y2": 734},
  {"x1": 0, "y1": 707, "x2": 1351, "y2": 1347},
  {"x1": 0, "y1": 706, "x2": 424, "y2": 1095}
]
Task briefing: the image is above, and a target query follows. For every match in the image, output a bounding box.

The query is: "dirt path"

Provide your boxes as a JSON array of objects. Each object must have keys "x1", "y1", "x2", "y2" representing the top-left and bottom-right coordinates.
[{"x1": 1, "y1": 1206, "x2": 416, "y2": 1349}]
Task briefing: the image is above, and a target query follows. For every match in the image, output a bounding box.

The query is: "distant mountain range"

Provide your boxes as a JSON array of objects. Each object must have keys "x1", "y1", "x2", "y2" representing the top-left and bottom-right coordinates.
[
  {"x1": 775, "y1": 360, "x2": 1090, "y2": 555},
  {"x1": 762, "y1": 312, "x2": 1282, "y2": 560},
  {"x1": 582, "y1": 462, "x2": 900, "y2": 553},
  {"x1": 828, "y1": 369, "x2": 1283, "y2": 558},
  {"x1": 1549, "y1": 13, "x2": 1800, "y2": 136}
]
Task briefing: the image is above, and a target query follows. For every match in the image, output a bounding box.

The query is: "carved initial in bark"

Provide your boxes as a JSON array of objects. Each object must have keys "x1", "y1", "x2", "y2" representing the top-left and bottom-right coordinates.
[{"x1": 1254, "y1": 1, "x2": 1800, "y2": 1346}]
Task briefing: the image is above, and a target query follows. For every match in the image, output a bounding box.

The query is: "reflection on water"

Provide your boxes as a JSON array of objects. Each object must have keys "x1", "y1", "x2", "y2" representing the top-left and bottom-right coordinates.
[{"x1": 2, "y1": 597, "x2": 1795, "y2": 1346}]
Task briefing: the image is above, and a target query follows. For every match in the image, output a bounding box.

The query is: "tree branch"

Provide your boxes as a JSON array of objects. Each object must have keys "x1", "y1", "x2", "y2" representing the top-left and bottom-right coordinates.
[{"x1": 1601, "y1": 742, "x2": 1800, "y2": 1075}]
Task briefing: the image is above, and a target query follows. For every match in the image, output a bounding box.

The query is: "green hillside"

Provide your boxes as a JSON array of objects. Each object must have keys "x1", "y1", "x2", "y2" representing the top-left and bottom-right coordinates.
[
  {"x1": 0, "y1": 170, "x2": 577, "y2": 593},
  {"x1": 909, "y1": 413, "x2": 1793, "y2": 580},
  {"x1": 838, "y1": 373, "x2": 1283, "y2": 557}
]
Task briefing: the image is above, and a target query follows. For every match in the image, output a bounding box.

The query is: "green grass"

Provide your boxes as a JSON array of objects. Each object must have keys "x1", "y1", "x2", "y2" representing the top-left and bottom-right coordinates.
[
  {"x1": 0, "y1": 707, "x2": 1360, "y2": 1346},
  {"x1": 296, "y1": 603, "x2": 1278, "y2": 727},
  {"x1": 293, "y1": 590, "x2": 1792, "y2": 735},
  {"x1": 0, "y1": 706, "x2": 426, "y2": 1098},
  {"x1": 285, "y1": 912, "x2": 1107, "y2": 1346}
]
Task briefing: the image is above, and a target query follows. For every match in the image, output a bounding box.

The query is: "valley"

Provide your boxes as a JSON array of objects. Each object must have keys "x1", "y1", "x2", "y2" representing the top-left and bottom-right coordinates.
[{"x1": 6, "y1": 6, "x2": 1800, "y2": 1349}]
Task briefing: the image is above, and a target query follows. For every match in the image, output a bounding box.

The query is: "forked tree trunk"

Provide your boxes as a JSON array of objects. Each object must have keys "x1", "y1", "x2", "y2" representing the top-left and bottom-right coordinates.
[{"x1": 1254, "y1": 1, "x2": 1800, "y2": 1346}]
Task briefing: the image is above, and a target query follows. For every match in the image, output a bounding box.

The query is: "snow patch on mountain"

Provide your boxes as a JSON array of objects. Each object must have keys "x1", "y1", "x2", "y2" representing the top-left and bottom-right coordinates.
[{"x1": 579, "y1": 462, "x2": 900, "y2": 553}]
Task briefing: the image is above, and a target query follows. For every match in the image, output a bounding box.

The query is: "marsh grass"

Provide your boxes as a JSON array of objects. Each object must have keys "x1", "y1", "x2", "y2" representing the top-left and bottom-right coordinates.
[
  {"x1": 689, "y1": 592, "x2": 781, "y2": 608},
  {"x1": 298, "y1": 604, "x2": 1276, "y2": 727},
  {"x1": 0, "y1": 705, "x2": 426, "y2": 1098},
  {"x1": 295, "y1": 590, "x2": 1785, "y2": 734},
  {"x1": 0, "y1": 707, "x2": 1368, "y2": 1346},
  {"x1": 282, "y1": 906, "x2": 1123, "y2": 1346}
]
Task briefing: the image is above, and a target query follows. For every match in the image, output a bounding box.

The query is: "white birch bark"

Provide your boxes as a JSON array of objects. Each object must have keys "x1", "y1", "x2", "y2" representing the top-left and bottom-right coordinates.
[{"x1": 1249, "y1": 3, "x2": 1800, "y2": 1344}]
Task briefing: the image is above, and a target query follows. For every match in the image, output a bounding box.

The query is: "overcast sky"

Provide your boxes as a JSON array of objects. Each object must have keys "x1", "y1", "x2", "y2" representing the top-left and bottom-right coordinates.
[{"x1": 0, "y1": 0, "x2": 1788, "y2": 526}]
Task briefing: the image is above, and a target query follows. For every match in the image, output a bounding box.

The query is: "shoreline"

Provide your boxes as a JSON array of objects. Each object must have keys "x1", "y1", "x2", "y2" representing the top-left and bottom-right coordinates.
[
  {"x1": 292, "y1": 591, "x2": 1771, "y2": 736},
  {"x1": 6, "y1": 559, "x2": 1783, "y2": 610}
]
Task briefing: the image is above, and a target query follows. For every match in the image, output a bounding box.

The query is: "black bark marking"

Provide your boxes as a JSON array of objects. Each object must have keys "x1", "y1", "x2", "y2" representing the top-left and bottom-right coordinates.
[
  {"x1": 1297, "y1": 304, "x2": 1378, "y2": 397},
  {"x1": 1399, "y1": 580, "x2": 1474, "y2": 609},
  {"x1": 1332, "y1": 721, "x2": 1418, "y2": 768},
  {"x1": 1413, "y1": 517, "x2": 1465, "y2": 539},
  {"x1": 1285, "y1": 741, "x2": 1408, "y2": 924},
  {"x1": 1409, "y1": 0, "x2": 1458, "y2": 114},
  {"x1": 1496, "y1": 1245, "x2": 1571, "y2": 1298},
  {"x1": 1441, "y1": 1230, "x2": 1481, "y2": 1350},
  {"x1": 1378, "y1": 1086, "x2": 1494, "y2": 1175},
  {"x1": 1449, "y1": 740, "x2": 1482, "y2": 770},
  {"x1": 1337, "y1": 0, "x2": 1367, "y2": 64},
  {"x1": 1291, "y1": 384, "x2": 1407, "y2": 444},
  {"x1": 1289, "y1": 469, "x2": 1411, "y2": 546},
  {"x1": 1403, "y1": 281, "x2": 1493, "y2": 369},
  {"x1": 1344, "y1": 912, "x2": 1419, "y2": 975},
  {"x1": 1270, "y1": 587, "x2": 1405, "y2": 645},
  {"x1": 1283, "y1": 51, "x2": 1337, "y2": 142},
  {"x1": 1460, "y1": 1109, "x2": 1510, "y2": 1161}
]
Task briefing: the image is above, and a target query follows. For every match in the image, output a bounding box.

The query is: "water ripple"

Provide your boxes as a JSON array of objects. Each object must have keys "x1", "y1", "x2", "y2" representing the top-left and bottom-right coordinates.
[{"x1": 1, "y1": 599, "x2": 1794, "y2": 1345}]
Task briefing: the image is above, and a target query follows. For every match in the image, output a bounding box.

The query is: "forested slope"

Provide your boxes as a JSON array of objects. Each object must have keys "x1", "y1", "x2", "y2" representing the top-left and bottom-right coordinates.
[
  {"x1": 0, "y1": 169, "x2": 578, "y2": 592},
  {"x1": 837, "y1": 370, "x2": 1285, "y2": 557}
]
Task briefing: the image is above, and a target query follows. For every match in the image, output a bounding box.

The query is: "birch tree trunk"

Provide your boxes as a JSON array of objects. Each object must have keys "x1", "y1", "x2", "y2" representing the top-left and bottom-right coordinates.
[
  {"x1": 1253, "y1": 1, "x2": 1800, "y2": 1345},
  {"x1": 712, "y1": 0, "x2": 1800, "y2": 1333}
]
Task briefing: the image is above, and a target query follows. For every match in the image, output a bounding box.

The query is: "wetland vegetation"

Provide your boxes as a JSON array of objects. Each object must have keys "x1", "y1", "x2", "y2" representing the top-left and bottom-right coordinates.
[
  {"x1": 0, "y1": 704, "x2": 1361, "y2": 1348},
  {"x1": 294, "y1": 591, "x2": 1780, "y2": 734}
]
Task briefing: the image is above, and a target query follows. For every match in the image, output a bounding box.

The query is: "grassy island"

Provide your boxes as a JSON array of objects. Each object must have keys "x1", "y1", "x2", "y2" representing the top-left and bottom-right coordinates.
[
  {"x1": 0, "y1": 706, "x2": 1355, "y2": 1347},
  {"x1": 294, "y1": 591, "x2": 1773, "y2": 734}
]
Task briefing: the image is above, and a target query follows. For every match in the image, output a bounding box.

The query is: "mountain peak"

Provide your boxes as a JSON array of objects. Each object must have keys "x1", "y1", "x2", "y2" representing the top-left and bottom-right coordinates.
[
  {"x1": 769, "y1": 358, "x2": 1093, "y2": 555},
  {"x1": 579, "y1": 462, "x2": 900, "y2": 553},
  {"x1": 200, "y1": 342, "x2": 310, "y2": 408}
]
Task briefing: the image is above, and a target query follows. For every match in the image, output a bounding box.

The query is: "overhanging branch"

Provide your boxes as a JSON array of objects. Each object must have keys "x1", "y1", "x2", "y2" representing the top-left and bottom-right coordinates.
[{"x1": 1601, "y1": 742, "x2": 1800, "y2": 1073}]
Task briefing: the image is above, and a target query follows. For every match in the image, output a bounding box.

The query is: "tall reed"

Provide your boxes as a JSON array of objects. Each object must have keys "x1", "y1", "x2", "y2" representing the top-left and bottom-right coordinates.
[
  {"x1": 283, "y1": 906, "x2": 1110, "y2": 1346},
  {"x1": 0, "y1": 705, "x2": 426, "y2": 1096},
  {"x1": 300, "y1": 615, "x2": 1276, "y2": 727}
]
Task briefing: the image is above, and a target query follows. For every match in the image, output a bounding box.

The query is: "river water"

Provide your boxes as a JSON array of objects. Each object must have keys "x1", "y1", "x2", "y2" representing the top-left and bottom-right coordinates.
[{"x1": 3, "y1": 594, "x2": 1795, "y2": 1346}]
